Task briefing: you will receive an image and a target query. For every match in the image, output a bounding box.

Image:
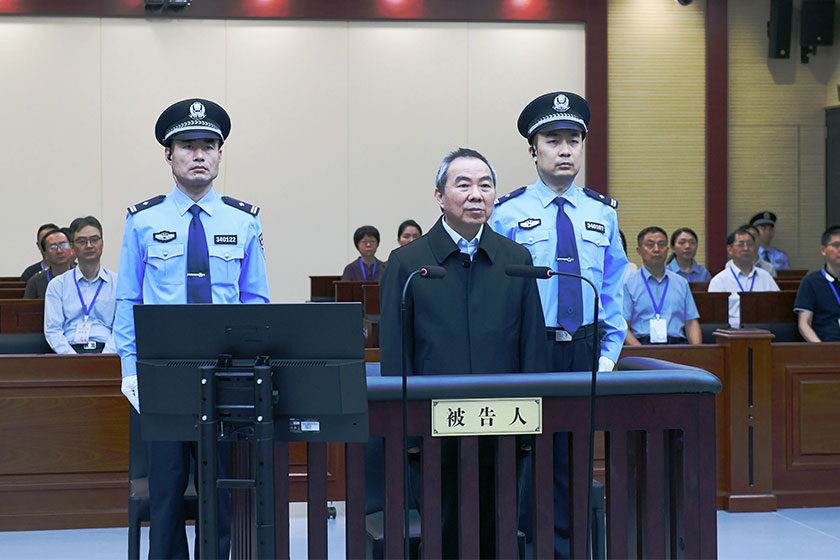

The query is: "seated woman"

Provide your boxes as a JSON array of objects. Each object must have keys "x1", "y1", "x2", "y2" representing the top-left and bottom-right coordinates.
[
  {"x1": 666, "y1": 227, "x2": 712, "y2": 282},
  {"x1": 341, "y1": 225, "x2": 385, "y2": 282},
  {"x1": 397, "y1": 219, "x2": 422, "y2": 246}
]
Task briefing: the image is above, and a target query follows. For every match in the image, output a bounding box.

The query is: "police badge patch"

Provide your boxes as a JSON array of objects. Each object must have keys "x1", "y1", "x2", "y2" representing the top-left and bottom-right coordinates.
[
  {"x1": 214, "y1": 235, "x2": 237, "y2": 245},
  {"x1": 153, "y1": 230, "x2": 176, "y2": 242},
  {"x1": 585, "y1": 222, "x2": 605, "y2": 233},
  {"x1": 518, "y1": 218, "x2": 542, "y2": 230}
]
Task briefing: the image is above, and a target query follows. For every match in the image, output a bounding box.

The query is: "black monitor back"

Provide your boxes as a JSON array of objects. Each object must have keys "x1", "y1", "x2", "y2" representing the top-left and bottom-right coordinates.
[{"x1": 135, "y1": 303, "x2": 368, "y2": 442}]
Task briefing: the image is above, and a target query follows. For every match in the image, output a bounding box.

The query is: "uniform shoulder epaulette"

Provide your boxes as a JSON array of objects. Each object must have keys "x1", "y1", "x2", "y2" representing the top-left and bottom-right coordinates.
[
  {"x1": 583, "y1": 187, "x2": 618, "y2": 209},
  {"x1": 127, "y1": 195, "x2": 165, "y2": 215},
  {"x1": 494, "y1": 186, "x2": 527, "y2": 206},
  {"x1": 222, "y1": 195, "x2": 260, "y2": 216}
]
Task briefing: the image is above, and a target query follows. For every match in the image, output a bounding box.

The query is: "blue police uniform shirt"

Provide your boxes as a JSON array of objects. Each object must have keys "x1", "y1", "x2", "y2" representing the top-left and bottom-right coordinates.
[
  {"x1": 759, "y1": 246, "x2": 789, "y2": 271},
  {"x1": 666, "y1": 258, "x2": 712, "y2": 283},
  {"x1": 44, "y1": 266, "x2": 118, "y2": 354},
  {"x1": 489, "y1": 178, "x2": 628, "y2": 363},
  {"x1": 623, "y1": 267, "x2": 699, "y2": 339},
  {"x1": 114, "y1": 186, "x2": 270, "y2": 377}
]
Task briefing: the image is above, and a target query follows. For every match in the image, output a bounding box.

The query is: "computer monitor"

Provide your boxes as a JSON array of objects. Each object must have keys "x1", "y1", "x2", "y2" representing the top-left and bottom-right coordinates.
[{"x1": 135, "y1": 302, "x2": 368, "y2": 443}]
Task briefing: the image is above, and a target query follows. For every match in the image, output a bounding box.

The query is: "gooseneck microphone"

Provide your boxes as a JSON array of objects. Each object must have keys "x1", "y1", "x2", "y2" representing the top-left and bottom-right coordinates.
[
  {"x1": 399, "y1": 265, "x2": 446, "y2": 557},
  {"x1": 506, "y1": 263, "x2": 600, "y2": 559}
]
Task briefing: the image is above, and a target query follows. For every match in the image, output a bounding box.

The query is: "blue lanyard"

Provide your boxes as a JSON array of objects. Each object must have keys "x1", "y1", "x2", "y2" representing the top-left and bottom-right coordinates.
[
  {"x1": 359, "y1": 258, "x2": 376, "y2": 281},
  {"x1": 642, "y1": 272, "x2": 669, "y2": 318},
  {"x1": 730, "y1": 266, "x2": 757, "y2": 292},
  {"x1": 74, "y1": 269, "x2": 105, "y2": 322},
  {"x1": 823, "y1": 269, "x2": 840, "y2": 307}
]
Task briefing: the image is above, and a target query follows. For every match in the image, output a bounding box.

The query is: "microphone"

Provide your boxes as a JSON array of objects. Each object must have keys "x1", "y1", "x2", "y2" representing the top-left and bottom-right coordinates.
[
  {"x1": 399, "y1": 264, "x2": 445, "y2": 558},
  {"x1": 505, "y1": 264, "x2": 552, "y2": 279},
  {"x1": 419, "y1": 265, "x2": 446, "y2": 279}
]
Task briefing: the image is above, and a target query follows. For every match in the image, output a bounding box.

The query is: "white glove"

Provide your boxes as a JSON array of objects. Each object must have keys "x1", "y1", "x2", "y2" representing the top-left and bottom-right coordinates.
[
  {"x1": 121, "y1": 375, "x2": 140, "y2": 413},
  {"x1": 598, "y1": 357, "x2": 615, "y2": 372}
]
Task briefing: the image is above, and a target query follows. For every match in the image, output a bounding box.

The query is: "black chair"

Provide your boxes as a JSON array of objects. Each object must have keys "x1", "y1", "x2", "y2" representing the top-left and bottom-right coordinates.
[
  {"x1": 128, "y1": 409, "x2": 198, "y2": 560},
  {"x1": 700, "y1": 323, "x2": 730, "y2": 344},
  {"x1": 0, "y1": 333, "x2": 52, "y2": 354},
  {"x1": 741, "y1": 322, "x2": 803, "y2": 342}
]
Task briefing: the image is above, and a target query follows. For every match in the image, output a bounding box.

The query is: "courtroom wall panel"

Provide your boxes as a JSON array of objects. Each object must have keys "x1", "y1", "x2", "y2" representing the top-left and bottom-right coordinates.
[
  {"x1": 728, "y1": 0, "x2": 834, "y2": 271},
  {"x1": 0, "y1": 16, "x2": 584, "y2": 302},
  {"x1": 608, "y1": 0, "x2": 707, "y2": 271}
]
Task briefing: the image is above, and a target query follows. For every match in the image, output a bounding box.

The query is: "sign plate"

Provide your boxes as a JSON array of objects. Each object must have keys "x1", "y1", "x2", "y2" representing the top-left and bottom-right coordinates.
[{"x1": 431, "y1": 397, "x2": 542, "y2": 437}]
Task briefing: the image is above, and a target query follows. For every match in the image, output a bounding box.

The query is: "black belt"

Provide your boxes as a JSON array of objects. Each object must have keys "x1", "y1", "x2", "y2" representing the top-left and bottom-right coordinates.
[
  {"x1": 636, "y1": 335, "x2": 687, "y2": 345},
  {"x1": 547, "y1": 323, "x2": 599, "y2": 343},
  {"x1": 71, "y1": 341, "x2": 106, "y2": 354}
]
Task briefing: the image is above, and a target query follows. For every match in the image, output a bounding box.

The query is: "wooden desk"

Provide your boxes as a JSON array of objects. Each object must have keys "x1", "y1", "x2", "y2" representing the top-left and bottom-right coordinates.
[
  {"x1": 739, "y1": 290, "x2": 797, "y2": 323},
  {"x1": 775, "y1": 279, "x2": 801, "y2": 291},
  {"x1": 777, "y1": 269, "x2": 808, "y2": 280},
  {"x1": 308, "y1": 275, "x2": 341, "y2": 302},
  {"x1": 0, "y1": 299, "x2": 44, "y2": 333},
  {"x1": 692, "y1": 291, "x2": 730, "y2": 323},
  {"x1": 0, "y1": 282, "x2": 26, "y2": 289},
  {"x1": 0, "y1": 288, "x2": 24, "y2": 299},
  {"x1": 334, "y1": 280, "x2": 377, "y2": 304}
]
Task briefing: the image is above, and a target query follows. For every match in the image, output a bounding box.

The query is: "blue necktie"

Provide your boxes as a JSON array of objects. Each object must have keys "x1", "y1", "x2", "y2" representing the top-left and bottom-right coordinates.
[
  {"x1": 187, "y1": 204, "x2": 212, "y2": 303},
  {"x1": 554, "y1": 197, "x2": 582, "y2": 333}
]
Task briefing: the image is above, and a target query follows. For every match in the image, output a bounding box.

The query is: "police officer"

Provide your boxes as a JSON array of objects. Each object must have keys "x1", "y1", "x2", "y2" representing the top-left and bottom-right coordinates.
[
  {"x1": 750, "y1": 211, "x2": 790, "y2": 271},
  {"x1": 115, "y1": 98, "x2": 270, "y2": 559},
  {"x1": 490, "y1": 91, "x2": 628, "y2": 557}
]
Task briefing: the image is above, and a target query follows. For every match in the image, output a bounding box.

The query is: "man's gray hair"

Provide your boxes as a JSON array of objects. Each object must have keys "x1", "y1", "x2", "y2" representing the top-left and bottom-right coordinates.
[{"x1": 434, "y1": 148, "x2": 497, "y2": 193}]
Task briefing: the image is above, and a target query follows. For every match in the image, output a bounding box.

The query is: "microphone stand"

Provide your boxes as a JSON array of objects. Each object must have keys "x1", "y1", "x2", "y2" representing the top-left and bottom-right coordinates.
[
  {"x1": 505, "y1": 264, "x2": 600, "y2": 558},
  {"x1": 399, "y1": 266, "x2": 445, "y2": 559},
  {"x1": 548, "y1": 270, "x2": 599, "y2": 560}
]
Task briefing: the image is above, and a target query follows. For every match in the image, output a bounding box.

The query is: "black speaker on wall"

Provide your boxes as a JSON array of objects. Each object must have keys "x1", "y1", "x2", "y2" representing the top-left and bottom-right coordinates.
[
  {"x1": 801, "y1": 0, "x2": 835, "y2": 46},
  {"x1": 768, "y1": 0, "x2": 792, "y2": 59}
]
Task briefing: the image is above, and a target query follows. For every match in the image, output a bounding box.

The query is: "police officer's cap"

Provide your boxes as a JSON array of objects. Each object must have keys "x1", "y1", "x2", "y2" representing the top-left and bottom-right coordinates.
[
  {"x1": 750, "y1": 211, "x2": 777, "y2": 227},
  {"x1": 518, "y1": 91, "x2": 590, "y2": 141},
  {"x1": 155, "y1": 98, "x2": 231, "y2": 146}
]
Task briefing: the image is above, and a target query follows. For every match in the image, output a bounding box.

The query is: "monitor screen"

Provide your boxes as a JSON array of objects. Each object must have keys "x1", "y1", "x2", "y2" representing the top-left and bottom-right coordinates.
[{"x1": 135, "y1": 302, "x2": 368, "y2": 442}]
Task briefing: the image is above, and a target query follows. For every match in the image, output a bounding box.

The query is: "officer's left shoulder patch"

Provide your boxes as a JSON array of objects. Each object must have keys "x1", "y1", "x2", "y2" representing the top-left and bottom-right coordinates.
[
  {"x1": 583, "y1": 187, "x2": 618, "y2": 209},
  {"x1": 127, "y1": 194, "x2": 165, "y2": 215},
  {"x1": 495, "y1": 186, "x2": 527, "y2": 206},
  {"x1": 222, "y1": 195, "x2": 260, "y2": 216}
]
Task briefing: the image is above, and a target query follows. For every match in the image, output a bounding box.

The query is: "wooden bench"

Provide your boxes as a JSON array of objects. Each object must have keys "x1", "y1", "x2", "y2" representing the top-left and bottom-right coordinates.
[
  {"x1": 0, "y1": 299, "x2": 44, "y2": 333},
  {"x1": 739, "y1": 290, "x2": 797, "y2": 323},
  {"x1": 308, "y1": 275, "x2": 341, "y2": 302},
  {"x1": 0, "y1": 288, "x2": 25, "y2": 299},
  {"x1": 692, "y1": 291, "x2": 730, "y2": 323}
]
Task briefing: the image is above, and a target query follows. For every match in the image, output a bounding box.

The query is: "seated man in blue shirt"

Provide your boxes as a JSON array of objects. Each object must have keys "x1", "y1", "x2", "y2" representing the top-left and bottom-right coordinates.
[
  {"x1": 624, "y1": 226, "x2": 701, "y2": 345},
  {"x1": 44, "y1": 216, "x2": 117, "y2": 354}
]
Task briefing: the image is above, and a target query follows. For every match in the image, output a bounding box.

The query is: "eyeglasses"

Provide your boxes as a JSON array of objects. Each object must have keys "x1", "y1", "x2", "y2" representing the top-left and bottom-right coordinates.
[
  {"x1": 826, "y1": 242, "x2": 840, "y2": 249},
  {"x1": 731, "y1": 242, "x2": 755, "y2": 249},
  {"x1": 74, "y1": 236, "x2": 102, "y2": 246},
  {"x1": 46, "y1": 242, "x2": 70, "y2": 251}
]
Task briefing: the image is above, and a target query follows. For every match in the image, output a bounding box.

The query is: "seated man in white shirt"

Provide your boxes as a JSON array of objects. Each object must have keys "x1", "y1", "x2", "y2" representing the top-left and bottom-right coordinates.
[
  {"x1": 709, "y1": 226, "x2": 779, "y2": 328},
  {"x1": 44, "y1": 216, "x2": 118, "y2": 354}
]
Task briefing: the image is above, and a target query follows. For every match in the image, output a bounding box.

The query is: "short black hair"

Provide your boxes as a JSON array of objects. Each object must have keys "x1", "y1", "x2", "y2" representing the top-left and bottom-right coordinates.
[
  {"x1": 727, "y1": 227, "x2": 755, "y2": 246},
  {"x1": 636, "y1": 226, "x2": 668, "y2": 247},
  {"x1": 69, "y1": 216, "x2": 103, "y2": 242},
  {"x1": 822, "y1": 225, "x2": 840, "y2": 246},
  {"x1": 398, "y1": 219, "x2": 422, "y2": 239},
  {"x1": 40, "y1": 228, "x2": 69, "y2": 251},
  {"x1": 353, "y1": 225, "x2": 380, "y2": 247},
  {"x1": 434, "y1": 147, "x2": 497, "y2": 193},
  {"x1": 37, "y1": 223, "x2": 59, "y2": 241},
  {"x1": 669, "y1": 227, "x2": 698, "y2": 247}
]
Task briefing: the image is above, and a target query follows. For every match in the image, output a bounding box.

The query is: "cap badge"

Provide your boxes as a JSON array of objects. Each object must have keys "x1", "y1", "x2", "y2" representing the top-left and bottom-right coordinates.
[
  {"x1": 189, "y1": 102, "x2": 206, "y2": 120},
  {"x1": 764, "y1": 212, "x2": 771, "y2": 220},
  {"x1": 553, "y1": 94, "x2": 570, "y2": 112}
]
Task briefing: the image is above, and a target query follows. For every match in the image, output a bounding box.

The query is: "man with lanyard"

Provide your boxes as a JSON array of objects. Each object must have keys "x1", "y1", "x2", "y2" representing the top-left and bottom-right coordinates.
[
  {"x1": 114, "y1": 98, "x2": 270, "y2": 559},
  {"x1": 624, "y1": 226, "x2": 701, "y2": 345},
  {"x1": 795, "y1": 225, "x2": 840, "y2": 342},
  {"x1": 708, "y1": 226, "x2": 779, "y2": 328},
  {"x1": 20, "y1": 223, "x2": 60, "y2": 282},
  {"x1": 44, "y1": 216, "x2": 117, "y2": 354},
  {"x1": 750, "y1": 211, "x2": 790, "y2": 271},
  {"x1": 490, "y1": 91, "x2": 627, "y2": 558}
]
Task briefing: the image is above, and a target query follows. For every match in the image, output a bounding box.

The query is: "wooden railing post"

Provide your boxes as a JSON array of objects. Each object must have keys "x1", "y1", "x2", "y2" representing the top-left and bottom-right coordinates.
[{"x1": 714, "y1": 329, "x2": 778, "y2": 511}]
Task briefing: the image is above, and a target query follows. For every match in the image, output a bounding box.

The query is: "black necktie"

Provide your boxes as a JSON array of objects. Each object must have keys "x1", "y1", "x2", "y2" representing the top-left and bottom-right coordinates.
[{"x1": 187, "y1": 204, "x2": 212, "y2": 303}]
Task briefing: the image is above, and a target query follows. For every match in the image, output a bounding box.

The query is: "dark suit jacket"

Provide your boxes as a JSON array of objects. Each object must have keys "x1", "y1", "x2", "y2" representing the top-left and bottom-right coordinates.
[{"x1": 379, "y1": 217, "x2": 549, "y2": 376}]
